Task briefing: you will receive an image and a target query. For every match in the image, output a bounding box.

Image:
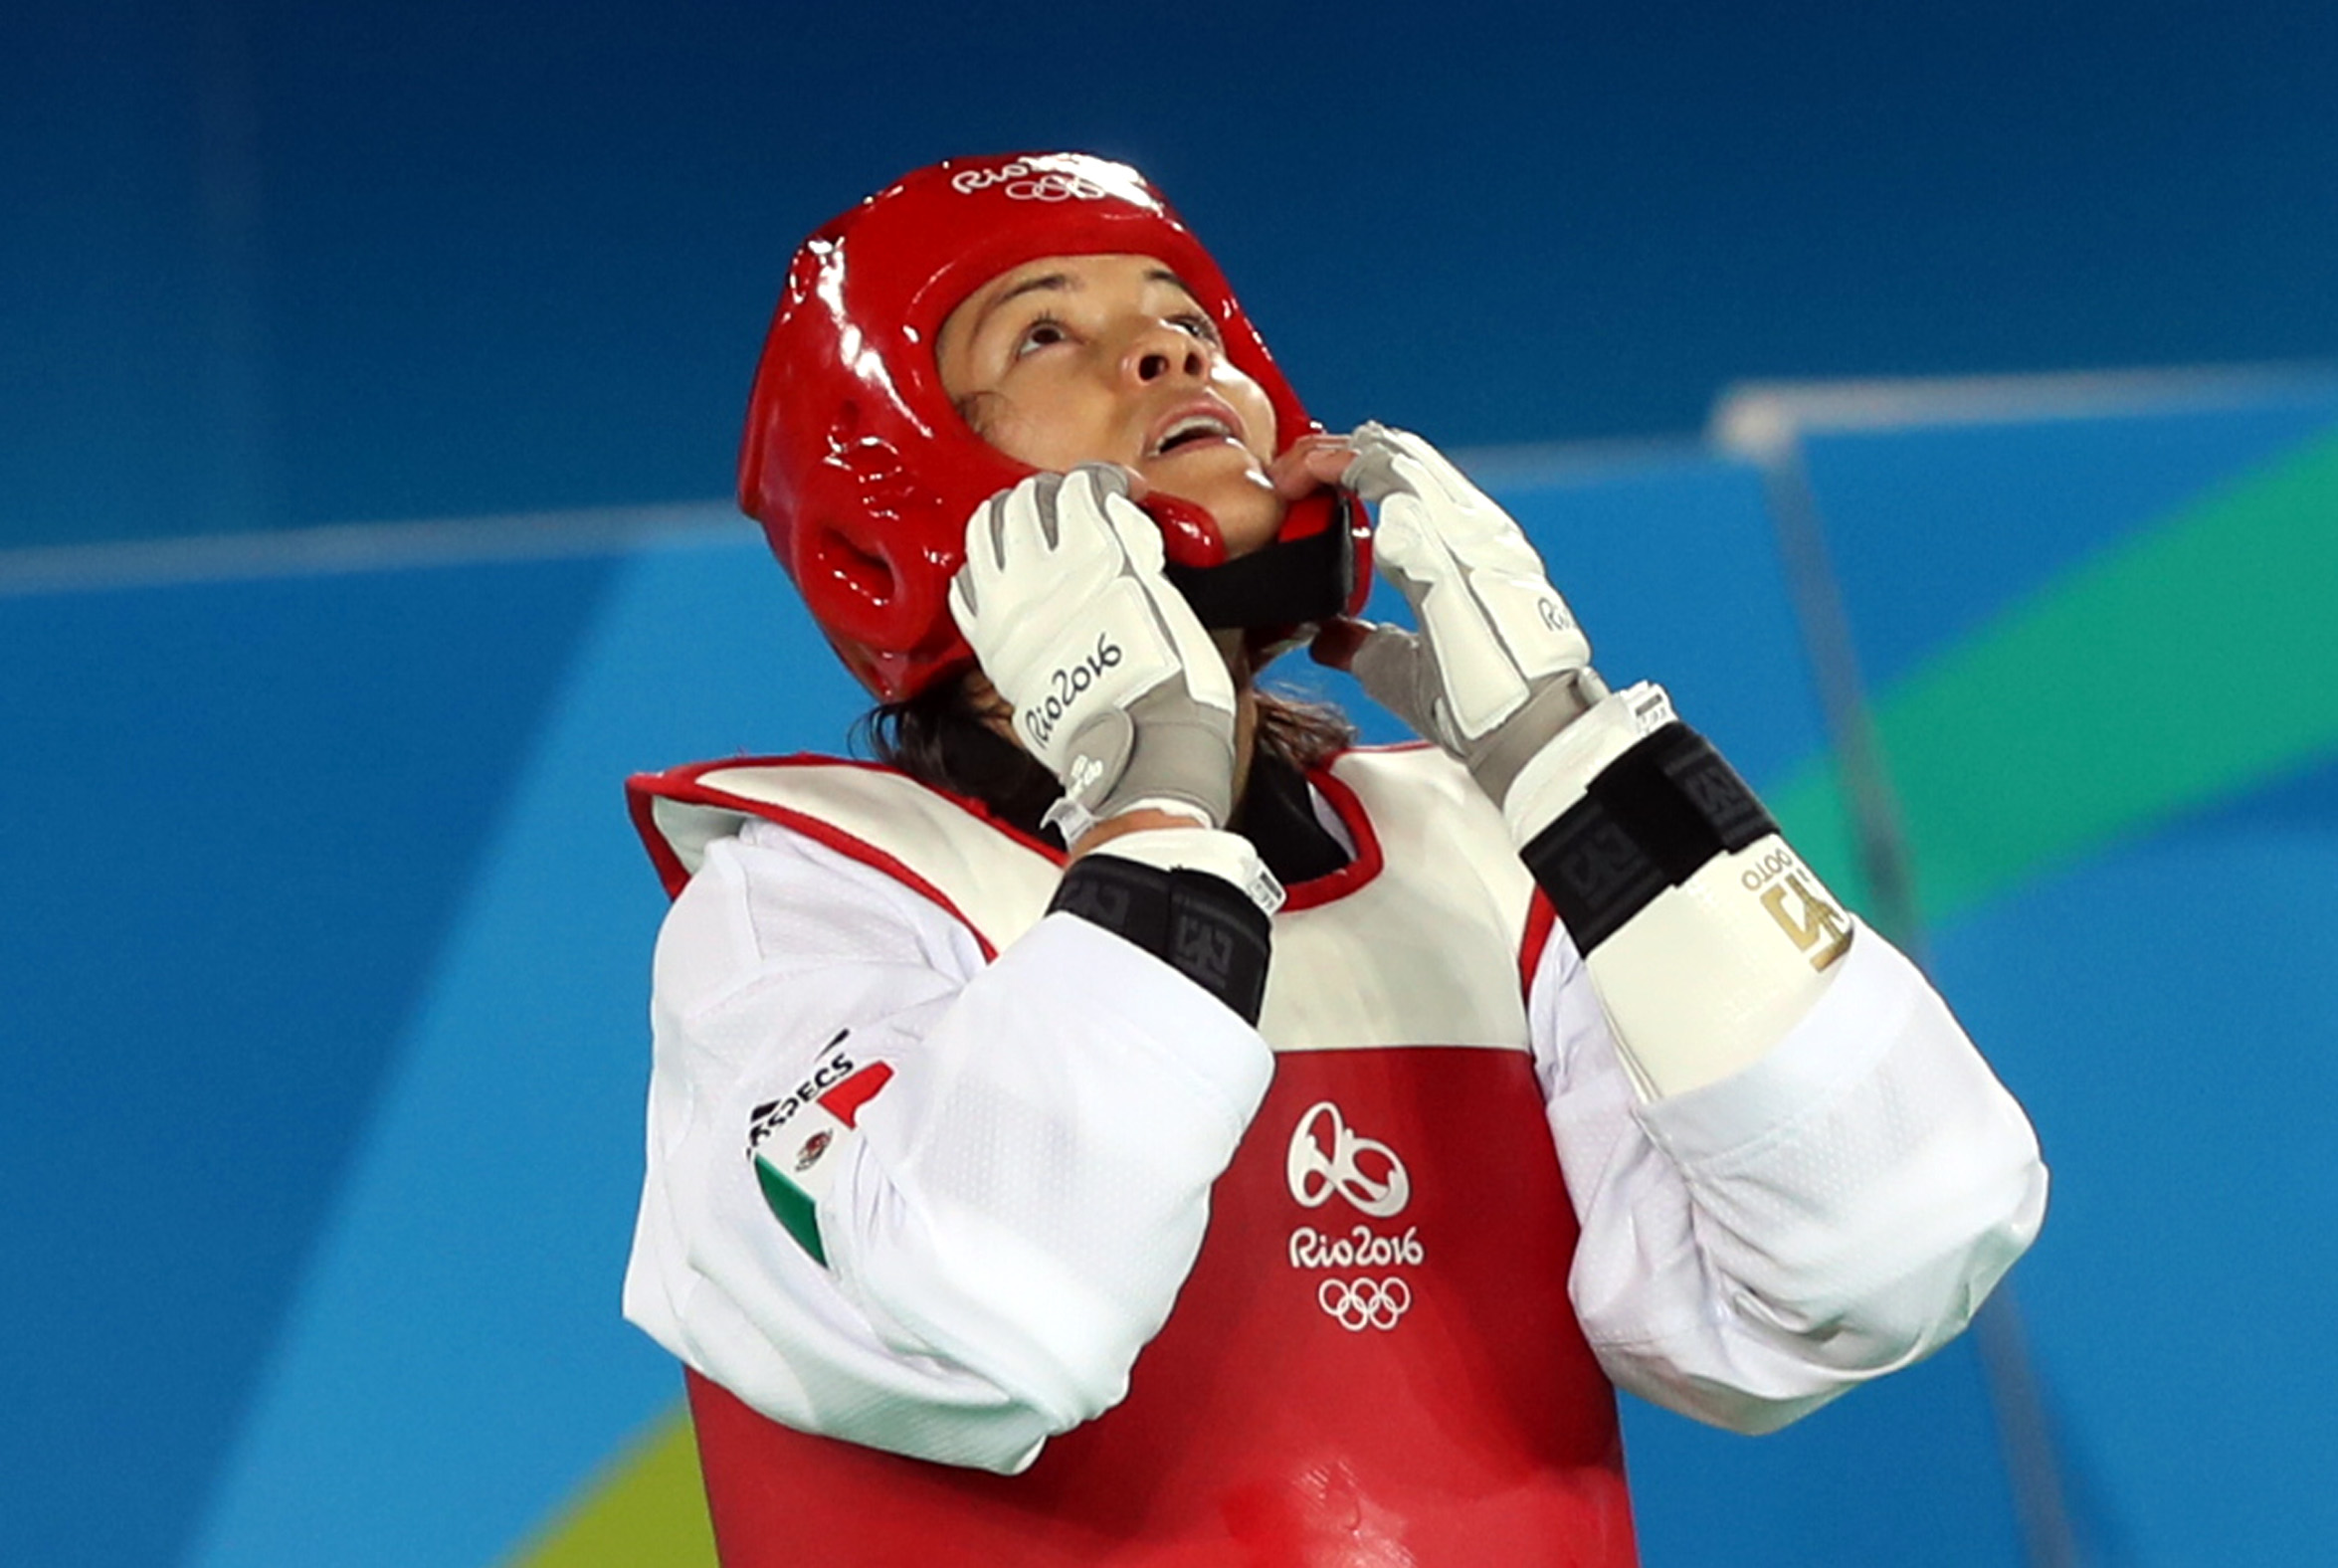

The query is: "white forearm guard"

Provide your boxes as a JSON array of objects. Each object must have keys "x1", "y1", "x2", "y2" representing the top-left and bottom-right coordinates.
[{"x1": 1511, "y1": 684, "x2": 1853, "y2": 1099}]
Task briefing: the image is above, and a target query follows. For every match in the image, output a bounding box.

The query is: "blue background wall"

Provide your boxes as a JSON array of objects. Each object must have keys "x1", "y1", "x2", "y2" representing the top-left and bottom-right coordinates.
[{"x1": 6, "y1": 0, "x2": 2337, "y2": 547}]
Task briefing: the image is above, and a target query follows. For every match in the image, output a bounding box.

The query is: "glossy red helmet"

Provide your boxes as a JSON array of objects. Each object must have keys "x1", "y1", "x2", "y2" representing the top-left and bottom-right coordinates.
[{"x1": 739, "y1": 151, "x2": 1371, "y2": 701}]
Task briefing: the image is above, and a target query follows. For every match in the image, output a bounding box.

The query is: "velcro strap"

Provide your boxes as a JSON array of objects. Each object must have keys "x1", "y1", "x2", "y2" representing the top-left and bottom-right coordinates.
[
  {"x1": 1049, "y1": 855, "x2": 1272, "y2": 1024},
  {"x1": 1161, "y1": 493, "x2": 1356, "y2": 629},
  {"x1": 1521, "y1": 722, "x2": 1779, "y2": 953}
]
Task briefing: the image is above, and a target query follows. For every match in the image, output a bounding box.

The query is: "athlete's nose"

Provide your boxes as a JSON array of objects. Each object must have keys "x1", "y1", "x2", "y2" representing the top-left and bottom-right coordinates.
[{"x1": 1124, "y1": 323, "x2": 1208, "y2": 387}]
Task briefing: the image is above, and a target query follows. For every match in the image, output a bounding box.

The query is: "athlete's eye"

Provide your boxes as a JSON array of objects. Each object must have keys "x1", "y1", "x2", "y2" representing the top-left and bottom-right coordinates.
[
  {"x1": 1013, "y1": 317, "x2": 1071, "y2": 357},
  {"x1": 1170, "y1": 311, "x2": 1221, "y2": 347}
]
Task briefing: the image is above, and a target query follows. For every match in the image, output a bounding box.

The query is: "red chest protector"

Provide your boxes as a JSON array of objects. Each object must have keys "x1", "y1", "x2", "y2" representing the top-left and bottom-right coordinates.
[{"x1": 630, "y1": 748, "x2": 1635, "y2": 1567}]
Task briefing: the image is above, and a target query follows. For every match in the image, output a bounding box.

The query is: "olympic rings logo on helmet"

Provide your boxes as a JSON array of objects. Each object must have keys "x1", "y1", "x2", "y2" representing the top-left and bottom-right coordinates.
[
  {"x1": 1009, "y1": 172, "x2": 1106, "y2": 202},
  {"x1": 1316, "y1": 1276, "x2": 1413, "y2": 1332},
  {"x1": 948, "y1": 160, "x2": 1107, "y2": 202}
]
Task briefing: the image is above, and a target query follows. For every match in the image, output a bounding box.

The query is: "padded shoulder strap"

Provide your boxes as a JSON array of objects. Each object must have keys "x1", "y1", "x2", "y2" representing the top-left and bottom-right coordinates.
[{"x1": 627, "y1": 756, "x2": 1063, "y2": 955}]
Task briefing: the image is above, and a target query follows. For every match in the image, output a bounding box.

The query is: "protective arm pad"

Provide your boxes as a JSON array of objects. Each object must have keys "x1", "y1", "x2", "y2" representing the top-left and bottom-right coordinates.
[
  {"x1": 1521, "y1": 713, "x2": 1852, "y2": 1099},
  {"x1": 1050, "y1": 853, "x2": 1273, "y2": 1025},
  {"x1": 1521, "y1": 722, "x2": 1778, "y2": 952}
]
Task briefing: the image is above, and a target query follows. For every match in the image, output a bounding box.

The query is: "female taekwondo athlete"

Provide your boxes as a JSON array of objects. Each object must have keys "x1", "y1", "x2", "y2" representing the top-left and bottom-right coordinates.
[{"x1": 621, "y1": 151, "x2": 2047, "y2": 1567}]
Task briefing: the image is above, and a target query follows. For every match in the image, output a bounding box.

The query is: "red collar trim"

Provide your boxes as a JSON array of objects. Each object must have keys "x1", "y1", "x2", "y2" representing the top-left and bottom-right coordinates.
[{"x1": 1281, "y1": 761, "x2": 1385, "y2": 910}]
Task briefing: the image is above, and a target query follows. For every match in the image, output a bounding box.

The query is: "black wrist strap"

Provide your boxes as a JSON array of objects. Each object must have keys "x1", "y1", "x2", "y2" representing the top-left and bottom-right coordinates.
[
  {"x1": 1520, "y1": 722, "x2": 1778, "y2": 954},
  {"x1": 1049, "y1": 856, "x2": 1273, "y2": 1024}
]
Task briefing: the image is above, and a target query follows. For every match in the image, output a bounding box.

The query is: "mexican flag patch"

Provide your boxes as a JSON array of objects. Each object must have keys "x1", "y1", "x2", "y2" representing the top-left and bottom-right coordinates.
[{"x1": 747, "y1": 1052, "x2": 894, "y2": 1267}]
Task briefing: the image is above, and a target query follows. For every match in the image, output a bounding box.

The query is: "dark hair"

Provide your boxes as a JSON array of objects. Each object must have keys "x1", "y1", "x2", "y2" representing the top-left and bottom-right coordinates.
[{"x1": 855, "y1": 671, "x2": 1357, "y2": 835}]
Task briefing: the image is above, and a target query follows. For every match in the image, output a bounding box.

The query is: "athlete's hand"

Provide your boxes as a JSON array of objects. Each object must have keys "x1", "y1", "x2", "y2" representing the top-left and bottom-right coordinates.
[
  {"x1": 1313, "y1": 423, "x2": 1605, "y2": 808},
  {"x1": 950, "y1": 466, "x2": 1239, "y2": 842},
  {"x1": 1266, "y1": 432, "x2": 1356, "y2": 500}
]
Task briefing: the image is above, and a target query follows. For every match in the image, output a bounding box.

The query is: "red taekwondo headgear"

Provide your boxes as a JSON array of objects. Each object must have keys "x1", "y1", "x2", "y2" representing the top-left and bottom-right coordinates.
[{"x1": 739, "y1": 151, "x2": 1372, "y2": 701}]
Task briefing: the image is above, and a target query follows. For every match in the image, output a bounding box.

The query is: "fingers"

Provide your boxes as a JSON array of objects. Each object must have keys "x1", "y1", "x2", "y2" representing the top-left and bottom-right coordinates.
[
  {"x1": 1338, "y1": 423, "x2": 1487, "y2": 518},
  {"x1": 1304, "y1": 617, "x2": 1437, "y2": 737},
  {"x1": 1337, "y1": 423, "x2": 1465, "y2": 518},
  {"x1": 1107, "y1": 463, "x2": 1152, "y2": 503},
  {"x1": 1337, "y1": 421, "x2": 1407, "y2": 504},
  {"x1": 1346, "y1": 623, "x2": 1423, "y2": 691},
  {"x1": 1377, "y1": 426, "x2": 1478, "y2": 511},
  {"x1": 1364, "y1": 492, "x2": 1460, "y2": 614},
  {"x1": 1307, "y1": 615, "x2": 1375, "y2": 671},
  {"x1": 1014, "y1": 470, "x2": 1069, "y2": 552},
  {"x1": 951, "y1": 466, "x2": 1218, "y2": 690},
  {"x1": 1269, "y1": 434, "x2": 1355, "y2": 500},
  {"x1": 1078, "y1": 464, "x2": 1168, "y2": 577},
  {"x1": 964, "y1": 469, "x2": 1147, "y2": 581},
  {"x1": 1344, "y1": 624, "x2": 1439, "y2": 738},
  {"x1": 1072, "y1": 461, "x2": 1142, "y2": 504}
]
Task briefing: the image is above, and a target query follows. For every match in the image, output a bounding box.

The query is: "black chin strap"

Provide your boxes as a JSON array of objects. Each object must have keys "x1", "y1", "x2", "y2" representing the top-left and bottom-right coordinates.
[{"x1": 1162, "y1": 491, "x2": 1359, "y2": 631}]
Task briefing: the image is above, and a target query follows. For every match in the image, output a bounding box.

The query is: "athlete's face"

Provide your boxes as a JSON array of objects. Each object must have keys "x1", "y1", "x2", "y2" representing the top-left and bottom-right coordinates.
[{"x1": 936, "y1": 253, "x2": 1284, "y2": 558}]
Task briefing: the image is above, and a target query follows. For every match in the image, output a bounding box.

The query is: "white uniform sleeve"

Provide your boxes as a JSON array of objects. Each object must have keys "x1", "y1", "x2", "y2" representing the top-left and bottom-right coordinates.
[
  {"x1": 623, "y1": 820, "x2": 1274, "y2": 1473},
  {"x1": 1532, "y1": 918, "x2": 2047, "y2": 1434}
]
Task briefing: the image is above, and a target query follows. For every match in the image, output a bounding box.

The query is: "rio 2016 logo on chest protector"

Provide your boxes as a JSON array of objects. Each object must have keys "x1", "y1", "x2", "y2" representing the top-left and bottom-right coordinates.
[
  {"x1": 1285, "y1": 1100, "x2": 1410, "y2": 1216},
  {"x1": 1285, "y1": 1101, "x2": 1422, "y2": 1331},
  {"x1": 948, "y1": 160, "x2": 1107, "y2": 202}
]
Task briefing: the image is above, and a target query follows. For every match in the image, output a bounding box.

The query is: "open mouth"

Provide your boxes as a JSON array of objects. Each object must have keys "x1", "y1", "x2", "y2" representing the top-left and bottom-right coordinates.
[{"x1": 1149, "y1": 413, "x2": 1240, "y2": 457}]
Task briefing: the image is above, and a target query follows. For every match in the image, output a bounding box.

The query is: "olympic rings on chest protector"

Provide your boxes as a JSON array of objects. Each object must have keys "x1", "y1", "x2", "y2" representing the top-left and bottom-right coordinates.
[{"x1": 1316, "y1": 1276, "x2": 1413, "y2": 1331}]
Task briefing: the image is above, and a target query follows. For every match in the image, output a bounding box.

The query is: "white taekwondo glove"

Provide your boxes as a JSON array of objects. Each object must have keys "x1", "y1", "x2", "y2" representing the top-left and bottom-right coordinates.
[
  {"x1": 1337, "y1": 423, "x2": 1613, "y2": 825},
  {"x1": 1340, "y1": 425, "x2": 1850, "y2": 1097},
  {"x1": 949, "y1": 465, "x2": 1241, "y2": 847}
]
